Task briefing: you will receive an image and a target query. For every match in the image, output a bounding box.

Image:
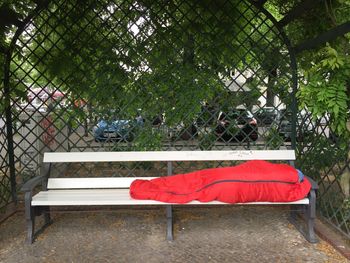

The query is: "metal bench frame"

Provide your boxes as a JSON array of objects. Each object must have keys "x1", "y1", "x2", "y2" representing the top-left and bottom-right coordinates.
[{"x1": 21, "y1": 150, "x2": 318, "y2": 244}]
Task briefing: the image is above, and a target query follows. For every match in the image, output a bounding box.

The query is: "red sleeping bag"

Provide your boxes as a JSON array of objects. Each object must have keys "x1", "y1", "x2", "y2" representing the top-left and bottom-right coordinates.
[{"x1": 129, "y1": 160, "x2": 311, "y2": 203}]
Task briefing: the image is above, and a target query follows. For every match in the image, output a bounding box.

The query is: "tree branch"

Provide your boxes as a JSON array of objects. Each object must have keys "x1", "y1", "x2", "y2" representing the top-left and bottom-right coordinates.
[
  {"x1": 278, "y1": 0, "x2": 322, "y2": 28},
  {"x1": 0, "y1": 5, "x2": 24, "y2": 28},
  {"x1": 294, "y1": 21, "x2": 350, "y2": 54}
]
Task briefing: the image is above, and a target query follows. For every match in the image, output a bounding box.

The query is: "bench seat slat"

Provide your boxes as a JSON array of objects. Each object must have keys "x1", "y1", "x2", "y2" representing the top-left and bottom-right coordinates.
[
  {"x1": 47, "y1": 177, "x2": 157, "y2": 189},
  {"x1": 43, "y1": 150, "x2": 295, "y2": 163},
  {"x1": 31, "y1": 189, "x2": 309, "y2": 206}
]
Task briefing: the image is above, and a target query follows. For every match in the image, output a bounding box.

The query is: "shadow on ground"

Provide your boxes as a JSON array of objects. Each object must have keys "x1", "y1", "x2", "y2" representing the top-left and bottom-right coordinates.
[{"x1": 0, "y1": 206, "x2": 348, "y2": 263}]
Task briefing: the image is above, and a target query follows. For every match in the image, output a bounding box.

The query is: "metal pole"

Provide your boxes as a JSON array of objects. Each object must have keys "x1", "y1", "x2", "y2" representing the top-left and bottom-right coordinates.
[
  {"x1": 2, "y1": 0, "x2": 51, "y2": 205},
  {"x1": 253, "y1": 4, "x2": 299, "y2": 150},
  {"x1": 3, "y1": 51, "x2": 17, "y2": 204}
]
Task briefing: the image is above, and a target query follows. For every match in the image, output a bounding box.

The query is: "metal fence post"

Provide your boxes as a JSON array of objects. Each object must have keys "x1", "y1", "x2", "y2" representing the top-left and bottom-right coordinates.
[{"x1": 3, "y1": 51, "x2": 17, "y2": 204}]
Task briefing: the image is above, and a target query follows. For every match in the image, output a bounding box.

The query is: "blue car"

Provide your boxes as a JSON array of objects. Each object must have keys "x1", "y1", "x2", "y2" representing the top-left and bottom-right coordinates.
[{"x1": 93, "y1": 119, "x2": 141, "y2": 142}]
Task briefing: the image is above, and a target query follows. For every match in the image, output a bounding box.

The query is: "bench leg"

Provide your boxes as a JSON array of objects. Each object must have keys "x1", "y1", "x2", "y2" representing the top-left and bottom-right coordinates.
[
  {"x1": 288, "y1": 190, "x2": 318, "y2": 243},
  {"x1": 290, "y1": 207, "x2": 298, "y2": 222},
  {"x1": 26, "y1": 219, "x2": 35, "y2": 244},
  {"x1": 43, "y1": 206, "x2": 53, "y2": 226},
  {"x1": 24, "y1": 193, "x2": 53, "y2": 244},
  {"x1": 24, "y1": 192, "x2": 35, "y2": 244},
  {"x1": 304, "y1": 190, "x2": 317, "y2": 243},
  {"x1": 166, "y1": 205, "x2": 173, "y2": 241}
]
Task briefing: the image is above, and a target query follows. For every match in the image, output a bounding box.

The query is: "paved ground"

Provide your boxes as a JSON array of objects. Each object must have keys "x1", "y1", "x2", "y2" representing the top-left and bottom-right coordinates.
[{"x1": 0, "y1": 206, "x2": 348, "y2": 263}]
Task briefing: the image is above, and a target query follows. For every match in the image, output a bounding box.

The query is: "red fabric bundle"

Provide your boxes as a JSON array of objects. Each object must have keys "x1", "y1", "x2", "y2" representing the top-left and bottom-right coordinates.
[{"x1": 129, "y1": 160, "x2": 311, "y2": 203}]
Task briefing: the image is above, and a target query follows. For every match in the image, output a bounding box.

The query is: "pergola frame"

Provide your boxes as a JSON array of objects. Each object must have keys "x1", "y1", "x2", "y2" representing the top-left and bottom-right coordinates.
[{"x1": 1, "y1": 0, "x2": 349, "y2": 239}]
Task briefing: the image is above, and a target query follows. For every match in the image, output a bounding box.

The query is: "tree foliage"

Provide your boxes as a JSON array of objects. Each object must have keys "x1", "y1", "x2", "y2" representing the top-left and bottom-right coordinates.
[
  {"x1": 298, "y1": 43, "x2": 349, "y2": 133},
  {"x1": 1, "y1": 0, "x2": 349, "y2": 132},
  {"x1": 267, "y1": 0, "x2": 350, "y2": 134},
  {"x1": 2, "y1": 0, "x2": 289, "y2": 127}
]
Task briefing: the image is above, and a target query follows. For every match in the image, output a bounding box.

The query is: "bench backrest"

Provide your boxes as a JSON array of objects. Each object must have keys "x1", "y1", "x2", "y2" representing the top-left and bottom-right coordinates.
[
  {"x1": 45, "y1": 150, "x2": 295, "y2": 190},
  {"x1": 43, "y1": 150, "x2": 295, "y2": 163}
]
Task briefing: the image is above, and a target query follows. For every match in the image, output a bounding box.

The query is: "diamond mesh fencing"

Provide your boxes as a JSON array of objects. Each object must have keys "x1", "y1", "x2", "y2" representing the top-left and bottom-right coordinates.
[
  {"x1": 296, "y1": 116, "x2": 350, "y2": 238},
  {"x1": 9, "y1": 0, "x2": 297, "y2": 180},
  {"x1": 0, "y1": 0, "x2": 348, "y2": 238}
]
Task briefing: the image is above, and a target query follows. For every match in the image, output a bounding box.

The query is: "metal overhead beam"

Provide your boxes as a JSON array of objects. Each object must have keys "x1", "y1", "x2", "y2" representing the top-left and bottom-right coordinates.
[
  {"x1": 251, "y1": 0, "x2": 268, "y2": 6},
  {"x1": 278, "y1": 0, "x2": 322, "y2": 28},
  {"x1": 294, "y1": 21, "x2": 350, "y2": 53}
]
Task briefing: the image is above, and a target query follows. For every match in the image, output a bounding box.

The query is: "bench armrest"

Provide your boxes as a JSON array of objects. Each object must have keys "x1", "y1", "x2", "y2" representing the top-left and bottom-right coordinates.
[
  {"x1": 21, "y1": 176, "x2": 45, "y2": 192},
  {"x1": 22, "y1": 163, "x2": 51, "y2": 192},
  {"x1": 305, "y1": 176, "x2": 318, "y2": 190}
]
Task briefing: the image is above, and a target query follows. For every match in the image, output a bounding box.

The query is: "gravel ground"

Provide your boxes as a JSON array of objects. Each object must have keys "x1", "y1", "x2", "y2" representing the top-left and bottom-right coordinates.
[{"x1": 0, "y1": 206, "x2": 348, "y2": 263}]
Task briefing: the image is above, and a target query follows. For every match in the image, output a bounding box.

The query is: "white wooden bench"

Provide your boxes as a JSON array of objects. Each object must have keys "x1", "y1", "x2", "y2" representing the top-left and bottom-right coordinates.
[{"x1": 21, "y1": 150, "x2": 318, "y2": 244}]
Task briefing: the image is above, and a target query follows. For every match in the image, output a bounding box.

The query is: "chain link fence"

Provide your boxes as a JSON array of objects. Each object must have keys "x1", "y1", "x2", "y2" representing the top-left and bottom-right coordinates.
[{"x1": 0, "y1": 0, "x2": 349, "y2": 238}]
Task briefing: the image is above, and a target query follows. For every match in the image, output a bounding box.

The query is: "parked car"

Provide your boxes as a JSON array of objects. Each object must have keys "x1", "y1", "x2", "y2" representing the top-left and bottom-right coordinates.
[
  {"x1": 215, "y1": 108, "x2": 258, "y2": 142},
  {"x1": 169, "y1": 122, "x2": 198, "y2": 141},
  {"x1": 255, "y1": 107, "x2": 279, "y2": 125},
  {"x1": 277, "y1": 110, "x2": 313, "y2": 141},
  {"x1": 93, "y1": 118, "x2": 143, "y2": 142},
  {"x1": 196, "y1": 104, "x2": 218, "y2": 127},
  {"x1": 18, "y1": 87, "x2": 66, "y2": 113}
]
